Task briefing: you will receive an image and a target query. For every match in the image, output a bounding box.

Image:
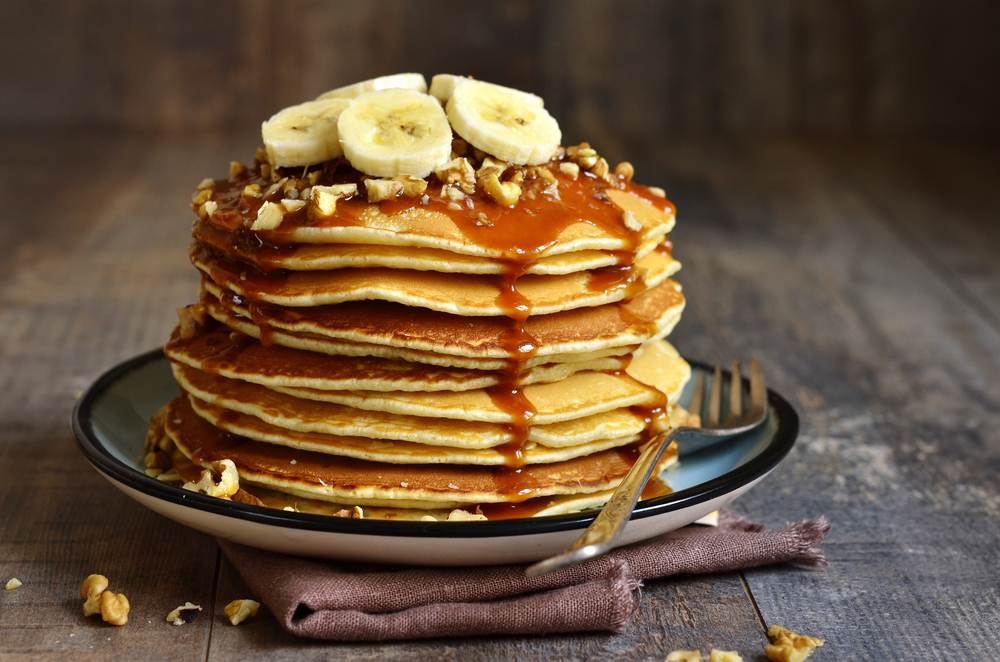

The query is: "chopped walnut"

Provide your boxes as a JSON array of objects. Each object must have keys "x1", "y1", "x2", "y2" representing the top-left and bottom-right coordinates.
[
  {"x1": 622, "y1": 210, "x2": 642, "y2": 232},
  {"x1": 241, "y1": 184, "x2": 261, "y2": 198},
  {"x1": 81, "y1": 575, "x2": 128, "y2": 625},
  {"x1": 176, "y1": 304, "x2": 207, "y2": 340},
  {"x1": 99, "y1": 591, "x2": 130, "y2": 626},
  {"x1": 306, "y1": 170, "x2": 322, "y2": 186},
  {"x1": 265, "y1": 177, "x2": 288, "y2": 198},
  {"x1": 254, "y1": 147, "x2": 268, "y2": 164},
  {"x1": 197, "y1": 200, "x2": 218, "y2": 220},
  {"x1": 282, "y1": 179, "x2": 300, "y2": 197},
  {"x1": 575, "y1": 148, "x2": 599, "y2": 170},
  {"x1": 334, "y1": 506, "x2": 364, "y2": 519},
  {"x1": 476, "y1": 157, "x2": 508, "y2": 181},
  {"x1": 482, "y1": 174, "x2": 521, "y2": 207},
  {"x1": 435, "y1": 157, "x2": 476, "y2": 193},
  {"x1": 420, "y1": 515, "x2": 437, "y2": 522},
  {"x1": 447, "y1": 509, "x2": 488, "y2": 522},
  {"x1": 166, "y1": 602, "x2": 202, "y2": 626},
  {"x1": 648, "y1": 186, "x2": 667, "y2": 198},
  {"x1": 766, "y1": 625, "x2": 824, "y2": 662},
  {"x1": 196, "y1": 178, "x2": 214, "y2": 191},
  {"x1": 366, "y1": 178, "x2": 404, "y2": 202},
  {"x1": 309, "y1": 183, "x2": 358, "y2": 220},
  {"x1": 666, "y1": 651, "x2": 702, "y2": 662},
  {"x1": 182, "y1": 459, "x2": 240, "y2": 498},
  {"x1": 393, "y1": 175, "x2": 429, "y2": 197},
  {"x1": 224, "y1": 599, "x2": 260, "y2": 625},
  {"x1": 260, "y1": 163, "x2": 272, "y2": 179},
  {"x1": 591, "y1": 157, "x2": 610, "y2": 179},
  {"x1": 614, "y1": 161, "x2": 635, "y2": 183},
  {"x1": 709, "y1": 651, "x2": 742, "y2": 662},
  {"x1": 231, "y1": 489, "x2": 266, "y2": 507},
  {"x1": 281, "y1": 198, "x2": 306, "y2": 212},
  {"x1": 250, "y1": 201, "x2": 284, "y2": 231},
  {"x1": 533, "y1": 167, "x2": 557, "y2": 186},
  {"x1": 444, "y1": 186, "x2": 466, "y2": 201},
  {"x1": 81, "y1": 574, "x2": 109, "y2": 616},
  {"x1": 145, "y1": 409, "x2": 168, "y2": 453},
  {"x1": 559, "y1": 161, "x2": 580, "y2": 179},
  {"x1": 229, "y1": 161, "x2": 247, "y2": 177},
  {"x1": 156, "y1": 469, "x2": 182, "y2": 483},
  {"x1": 192, "y1": 188, "x2": 212, "y2": 206},
  {"x1": 5, "y1": 578, "x2": 22, "y2": 590},
  {"x1": 447, "y1": 202, "x2": 463, "y2": 210}
]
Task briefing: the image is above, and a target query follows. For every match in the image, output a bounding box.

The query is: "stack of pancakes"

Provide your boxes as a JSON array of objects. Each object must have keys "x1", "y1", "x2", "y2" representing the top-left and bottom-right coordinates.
[{"x1": 150, "y1": 79, "x2": 691, "y2": 521}]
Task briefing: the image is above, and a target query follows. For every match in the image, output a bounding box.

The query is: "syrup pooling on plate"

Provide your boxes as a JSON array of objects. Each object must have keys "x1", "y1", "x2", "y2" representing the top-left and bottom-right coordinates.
[{"x1": 160, "y1": 74, "x2": 692, "y2": 519}]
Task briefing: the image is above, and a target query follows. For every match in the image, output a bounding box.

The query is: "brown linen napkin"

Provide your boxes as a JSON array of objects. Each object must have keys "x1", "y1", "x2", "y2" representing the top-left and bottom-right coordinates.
[{"x1": 218, "y1": 509, "x2": 829, "y2": 641}]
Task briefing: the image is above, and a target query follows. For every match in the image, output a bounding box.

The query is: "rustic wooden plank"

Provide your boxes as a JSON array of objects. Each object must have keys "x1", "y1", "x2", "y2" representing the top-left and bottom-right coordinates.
[
  {"x1": 645, "y1": 137, "x2": 1000, "y2": 659},
  {"x1": 0, "y1": 133, "x2": 258, "y2": 660},
  {"x1": 208, "y1": 555, "x2": 767, "y2": 661}
]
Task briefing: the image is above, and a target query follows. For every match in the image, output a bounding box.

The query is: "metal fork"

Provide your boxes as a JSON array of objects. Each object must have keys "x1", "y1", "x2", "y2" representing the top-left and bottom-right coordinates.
[{"x1": 525, "y1": 356, "x2": 769, "y2": 578}]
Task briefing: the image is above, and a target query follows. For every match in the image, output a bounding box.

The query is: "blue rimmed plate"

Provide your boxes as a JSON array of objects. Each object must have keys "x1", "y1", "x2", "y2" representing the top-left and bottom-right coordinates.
[{"x1": 72, "y1": 349, "x2": 797, "y2": 566}]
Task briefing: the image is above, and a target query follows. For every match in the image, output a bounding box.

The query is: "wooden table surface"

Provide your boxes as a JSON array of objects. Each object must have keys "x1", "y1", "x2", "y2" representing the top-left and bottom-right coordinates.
[{"x1": 1, "y1": 131, "x2": 997, "y2": 661}]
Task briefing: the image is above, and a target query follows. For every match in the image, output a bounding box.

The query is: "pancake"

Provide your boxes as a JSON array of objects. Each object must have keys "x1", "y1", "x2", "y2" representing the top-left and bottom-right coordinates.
[
  {"x1": 193, "y1": 218, "x2": 672, "y2": 276},
  {"x1": 200, "y1": 278, "x2": 685, "y2": 362},
  {"x1": 165, "y1": 324, "x2": 630, "y2": 392},
  {"x1": 190, "y1": 241, "x2": 680, "y2": 315}
]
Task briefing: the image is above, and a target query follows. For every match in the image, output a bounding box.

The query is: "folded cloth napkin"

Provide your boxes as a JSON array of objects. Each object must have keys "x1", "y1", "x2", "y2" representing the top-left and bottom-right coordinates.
[{"x1": 218, "y1": 509, "x2": 829, "y2": 641}]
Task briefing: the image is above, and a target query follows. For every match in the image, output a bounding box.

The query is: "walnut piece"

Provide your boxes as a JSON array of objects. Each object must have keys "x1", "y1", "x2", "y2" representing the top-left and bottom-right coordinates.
[
  {"x1": 250, "y1": 201, "x2": 285, "y2": 231},
  {"x1": 622, "y1": 210, "x2": 642, "y2": 232},
  {"x1": 231, "y1": 488, "x2": 267, "y2": 507},
  {"x1": 559, "y1": 162, "x2": 580, "y2": 179},
  {"x1": 393, "y1": 175, "x2": 429, "y2": 197},
  {"x1": 182, "y1": 459, "x2": 240, "y2": 498},
  {"x1": 197, "y1": 200, "x2": 218, "y2": 220},
  {"x1": 482, "y1": 174, "x2": 521, "y2": 207},
  {"x1": 365, "y1": 178, "x2": 404, "y2": 202},
  {"x1": 196, "y1": 178, "x2": 214, "y2": 191},
  {"x1": 309, "y1": 183, "x2": 358, "y2": 220},
  {"x1": 100, "y1": 591, "x2": 130, "y2": 626},
  {"x1": 334, "y1": 506, "x2": 364, "y2": 519},
  {"x1": 229, "y1": 161, "x2": 247, "y2": 177},
  {"x1": 5, "y1": 578, "x2": 22, "y2": 590},
  {"x1": 614, "y1": 161, "x2": 635, "y2": 183},
  {"x1": 435, "y1": 157, "x2": 476, "y2": 193},
  {"x1": 176, "y1": 304, "x2": 207, "y2": 340},
  {"x1": 80, "y1": 575, "x2": 129, "y2": 625},
  {"x1": 224, "y1": 599, "x2": 260, "y2": 625},
  {"x1": 709, "y1": 651, "x2": 742, "y2": 662},
  {"x1": 447, "y1": 509, "x2": 488, "y2": 522},
  {"x1": 476, "y1": 157, "x2": 507, "y2": 181},
  {"x1": 648, "y1": 186, "x2": 667, "y2": 198},
  {"x1": 766, "y1": 625, "x2": 825, "y2": 662},
  {"x1": 166, "y1": 602, "x2": 202, "y2": 626},
  {"x1": 666, "y1": 651, "x2": 702, "y2": 662}
]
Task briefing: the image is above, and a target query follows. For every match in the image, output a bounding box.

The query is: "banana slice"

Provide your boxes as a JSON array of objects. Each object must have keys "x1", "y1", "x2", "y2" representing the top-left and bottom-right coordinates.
[
  {"x1": 317, "y1": 73, "x2": 427, "y2": 100},
  {"x1": 337, "y1": 89, "x2": 453, "y2": 178},
  {"x1": 261, "y1": 98, "x2": 350, "y2": 168},
  {"x1": 446, "y1": 80, "x2": 560, "y2": 166},
  {"x1": 429, "y1": 74, "x2": 544, "y2": 108}
]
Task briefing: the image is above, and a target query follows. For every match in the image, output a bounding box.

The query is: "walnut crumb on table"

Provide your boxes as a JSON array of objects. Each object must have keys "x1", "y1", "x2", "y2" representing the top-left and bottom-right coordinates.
[
  {"x1": 166, "y1": 602, "x2": 202, "y2": 626},
  {"x1": 5, "y1": 578, "x2": 21, "y2": 590},
  {"x1": 224, "y1": 599, "x2": 260, "y2": 625},
  {"x1": 766, "y1": 625, "x2": 825, "y2": 662}
]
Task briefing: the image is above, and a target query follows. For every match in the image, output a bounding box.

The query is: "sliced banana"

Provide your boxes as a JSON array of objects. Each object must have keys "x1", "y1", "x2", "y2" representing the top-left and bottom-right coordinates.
[
  {"x1": 429, "y1": 74, "x2": 544, "y2": 108},
  {"x1": 317, "y1": 73, "x2": 427, "y2": 100},
  {"x1": 261, "y1": 98, "x2": 350, "y2": 168},
  {"x1": 337, "y1": 89, "x2": 453, "y2": 178},
  {"x1": 446, "y1": 80, "x2": 560, "y2": 166}
]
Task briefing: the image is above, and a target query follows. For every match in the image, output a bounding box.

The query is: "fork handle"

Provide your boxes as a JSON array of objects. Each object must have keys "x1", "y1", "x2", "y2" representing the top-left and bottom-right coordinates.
[{"x1": 524, "y1": 428, "x2": 682, "y2": 578}]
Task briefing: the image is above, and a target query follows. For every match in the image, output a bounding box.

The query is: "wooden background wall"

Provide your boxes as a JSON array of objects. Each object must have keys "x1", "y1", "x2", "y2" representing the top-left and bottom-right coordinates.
[{"x1": 2, "y1": 0, "x2": 999, "y2": 143}]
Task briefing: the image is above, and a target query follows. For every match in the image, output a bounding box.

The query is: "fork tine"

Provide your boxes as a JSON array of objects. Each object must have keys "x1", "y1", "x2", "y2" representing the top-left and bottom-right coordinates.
[
  {"x1": 688, "y1": 371, "x2": 704, "y2": 426},
  {"x1": 707, "y1": 366, "x2": 722, "y2": 428},
  {"x1": 726, "y1": 360, "x2": 742, "y2": 424},
  {"x1": 749, "y1": 355, "x2": 767, "y2": 418}
]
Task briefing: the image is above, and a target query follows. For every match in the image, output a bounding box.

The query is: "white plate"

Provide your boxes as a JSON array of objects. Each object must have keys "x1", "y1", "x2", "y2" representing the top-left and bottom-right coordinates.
[{"x1": 72, "y1": 349, "x2": 797, "y2": 566}]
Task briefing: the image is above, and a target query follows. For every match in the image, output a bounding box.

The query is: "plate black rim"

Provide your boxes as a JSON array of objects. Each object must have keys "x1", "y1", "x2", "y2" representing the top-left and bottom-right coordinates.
[{"x1": 72, "y1": 348, "x2": 798, "y2": 539}]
